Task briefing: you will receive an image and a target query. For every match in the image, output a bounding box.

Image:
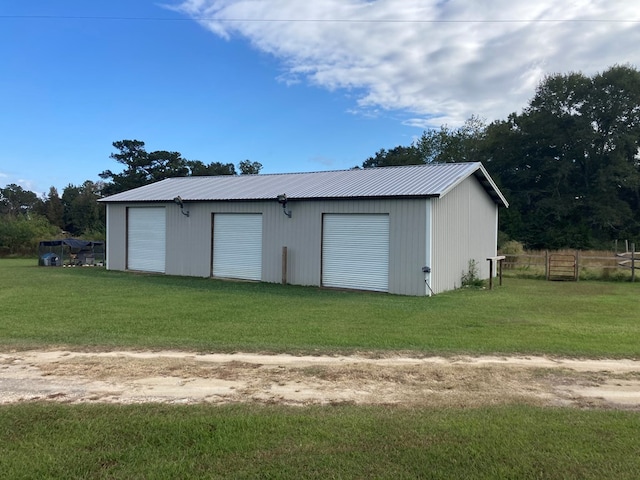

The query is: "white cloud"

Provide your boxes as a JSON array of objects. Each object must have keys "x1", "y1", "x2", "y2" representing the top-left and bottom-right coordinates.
[
  {"x1": 170, "y1": 0, "x2": 640, "y2": 128},
  {"x1": 0, "y1": 172, "x2": 42, "y2": 195}
]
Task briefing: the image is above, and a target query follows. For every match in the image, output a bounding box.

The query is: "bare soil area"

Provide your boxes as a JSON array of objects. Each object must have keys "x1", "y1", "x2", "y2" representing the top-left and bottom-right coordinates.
[{"x1": 1, "y1": 350, "x2": 640, "y2": 409}]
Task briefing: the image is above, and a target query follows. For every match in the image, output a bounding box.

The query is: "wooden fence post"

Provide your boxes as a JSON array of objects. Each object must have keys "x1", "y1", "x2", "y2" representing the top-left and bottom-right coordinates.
[
  {"x1": 282, "y1": 246, "x2": 288, "y2": 285},
  {"x1": 488, "y1": 259, "x2": 494, "y2": 290},
  {"x1": 545, "y1": 250, "x2": 549, "y2": 280},
  {"x1": 576, "y1": 250, "x2": 580, "y2": 282},
  {"x1": 632, "y1": 243, "x2": 636, "y2": 283}
]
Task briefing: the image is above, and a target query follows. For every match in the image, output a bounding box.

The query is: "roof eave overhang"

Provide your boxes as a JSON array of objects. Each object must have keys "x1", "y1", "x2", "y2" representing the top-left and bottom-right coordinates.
[
  {"x1": 100, "y1": 194, "x2": 442, "y2": 204},
  {"x1": 437, "y1": 163, "x2": 508, "y2": 208},
  {"x1": 474, "y1": 164, "x2": 509, "y2": 208}
]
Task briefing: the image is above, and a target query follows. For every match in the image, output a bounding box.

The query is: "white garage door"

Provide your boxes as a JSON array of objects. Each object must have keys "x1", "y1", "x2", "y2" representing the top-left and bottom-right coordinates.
[
  {"x1": 322, "y1": 214, "x2": 389, "y2": 292},
  {"x1": 213, "y1": 214, "x2": 263, "y2": 281},
  {"x1": 127, "y1": 207, "x2": 166, "y2": 273}
]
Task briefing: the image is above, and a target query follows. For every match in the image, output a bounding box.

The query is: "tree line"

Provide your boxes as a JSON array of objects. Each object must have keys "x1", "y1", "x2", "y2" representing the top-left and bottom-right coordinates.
[
  {"x1": 361, "y1": 65, "x2": 640, "y2": 249},
  {"x1": 1, "y1": 65, "x2": 639, "y2": 255},
  {"x1": 0, "y1": 142, "x2": 263, "y2": 255},
  {"x1": 99, "y1": 139, "x2": 263, "y2": 197},
  {"x1": 0, "y1": 182, "x2": 104, "y2": 255}
]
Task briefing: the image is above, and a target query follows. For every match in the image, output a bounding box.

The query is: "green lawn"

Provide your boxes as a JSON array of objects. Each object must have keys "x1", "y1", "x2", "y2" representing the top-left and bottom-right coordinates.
[
  {"x1": 1, "y1": 258, "x2": 638, "y2": 356},
  {"x1": 2, "y1": 403, "x2": 640, "y2": 479},
  {"x1": 2, "y1": 258, "x2": 640, "y2": 479}
]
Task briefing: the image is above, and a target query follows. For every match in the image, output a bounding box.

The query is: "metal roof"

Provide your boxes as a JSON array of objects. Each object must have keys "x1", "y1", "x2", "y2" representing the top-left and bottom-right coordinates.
[{"x1": 99, "y1": 162, "x2": 508, "y2": 207}]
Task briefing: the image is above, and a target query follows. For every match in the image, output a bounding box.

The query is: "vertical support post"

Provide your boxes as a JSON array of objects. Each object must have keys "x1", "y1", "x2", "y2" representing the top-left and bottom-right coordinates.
[
  {"x1": 632, "y1": 243, "x2": 636, "y2": 283},
  {"x1": 488, "y1": 259, "x2": 494, "y2": 290},
  {"x1": 545, "y1": 250, "x2": 549, "y2": 280},
  {"x1": 576, "y1": 249, "x2": 580, "y2": 282},
  {"x1": 486, "y1": 257, "x2": 504, "y2": 290},
  {"x1": 282, "y1": 246, "x2": 288, "y2": 285}
]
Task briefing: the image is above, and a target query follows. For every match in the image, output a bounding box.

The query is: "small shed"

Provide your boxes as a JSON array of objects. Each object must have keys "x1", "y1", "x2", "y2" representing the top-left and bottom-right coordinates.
[
  {"x1": 38, "y1": 239, "x2": 105, "y2": 267},
  {"x1": 99, "y1": 162, "x2": 508, "y2": 295}
]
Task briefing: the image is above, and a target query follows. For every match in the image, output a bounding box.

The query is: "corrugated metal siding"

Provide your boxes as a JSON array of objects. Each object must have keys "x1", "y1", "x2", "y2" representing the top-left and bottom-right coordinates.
[
  {"x1": 159, "y1": 197, "x2": 427, "y2": 295},
  {"x1": 106, "y1": 194, "x2": 483, "y2": 296},
  {"x1": 322, "y1": 214, "x2": 390, "y2": 292},
  {"x1": 431, "y1": 176, "x2": 497, "y2": 293},
  {"x1": 164, "y1": 203, "x2": 210, "y2": 277},
  {"x1": 105, "y1": 204, "x2": 126, "y2": 271},
  {"x1": 424, "y1": 199, "x2": 433, "y2": 296},
  {"x1": 388, "y1": 199, "x2": 428, "y2": 296},
  {"x1": 266, "y1": 198, "x2": 427, "y2": 295}
]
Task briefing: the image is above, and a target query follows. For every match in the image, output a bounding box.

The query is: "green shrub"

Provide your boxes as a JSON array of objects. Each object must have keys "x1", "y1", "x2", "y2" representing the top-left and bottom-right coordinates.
[
  {"x1": 461, "y1": 259, "x2": 485, "y2": 288},
  {"x1": 0, "y1": 214, "x2": 59, "y2": 256},
  {"x1": 500, "y1": 240, "x2": 525, "y2": 255}
]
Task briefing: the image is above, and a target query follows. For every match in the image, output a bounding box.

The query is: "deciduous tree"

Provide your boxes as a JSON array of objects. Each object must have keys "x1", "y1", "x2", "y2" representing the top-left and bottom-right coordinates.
[
  {"x1": 484, "y1": 65, "x2": 640, "y2": 248},
  {"x1": 0, "y1": 184, "x2": 40, "y2": 217},
  {"x1": 187, "y1": 160, "x2": 236, "y2": 176},
  {"x1": 238, "y1": 160, "x2": 262, "y2": 175},
  {"x1": 362, "y1": 145, "x2": 422, "y2": 168}
]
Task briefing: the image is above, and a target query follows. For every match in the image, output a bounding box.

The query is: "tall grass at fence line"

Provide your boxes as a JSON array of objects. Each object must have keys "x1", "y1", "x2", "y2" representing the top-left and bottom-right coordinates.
[{"x1": 498, "y1": 248, "x2": 635, "y2": 281}]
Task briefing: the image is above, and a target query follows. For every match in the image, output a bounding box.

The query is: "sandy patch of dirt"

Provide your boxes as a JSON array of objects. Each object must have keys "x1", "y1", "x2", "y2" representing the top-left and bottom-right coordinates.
[{"x1": 1, "y1": 350, "x2": 639, "y2": 409}]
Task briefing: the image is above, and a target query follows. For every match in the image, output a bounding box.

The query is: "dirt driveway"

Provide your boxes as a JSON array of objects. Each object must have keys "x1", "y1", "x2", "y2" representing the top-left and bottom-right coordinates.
[{"x1": 1, "y1": 350, "x2": 639, "y2": 409}]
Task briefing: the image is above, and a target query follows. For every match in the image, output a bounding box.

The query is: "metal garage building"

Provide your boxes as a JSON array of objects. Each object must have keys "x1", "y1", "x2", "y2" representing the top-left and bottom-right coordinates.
[{"x1": 99, "y1": 162, "x2": 508, "y2": 296}]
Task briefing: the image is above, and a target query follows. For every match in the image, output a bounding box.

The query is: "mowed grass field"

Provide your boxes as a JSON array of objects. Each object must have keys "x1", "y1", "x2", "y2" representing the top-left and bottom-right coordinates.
[
  {"x1": 1, "y1": 258, "x2": 639, "y2": 356},
  {"x1": 2, "y1": 258, "x2": 640, "y2": 479}
]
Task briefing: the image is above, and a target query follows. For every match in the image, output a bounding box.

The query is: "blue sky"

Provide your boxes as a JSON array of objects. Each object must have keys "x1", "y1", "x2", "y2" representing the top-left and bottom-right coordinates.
[{"x1": 1, "y1": 1, "x2": 639, "y2": 196}]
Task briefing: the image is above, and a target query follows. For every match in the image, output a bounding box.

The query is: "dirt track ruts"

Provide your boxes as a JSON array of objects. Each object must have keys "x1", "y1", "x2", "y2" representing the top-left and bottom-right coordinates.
[{"x1": 1, "y1": 350, "x2": 639, "y2": 409}]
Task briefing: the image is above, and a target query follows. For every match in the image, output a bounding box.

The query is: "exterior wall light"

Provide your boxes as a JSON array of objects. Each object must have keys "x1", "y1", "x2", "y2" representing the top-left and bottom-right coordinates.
[
  {"x1": 277, "y1": 193, "x2": 292, "y2": 218},
  {"x1": 173, "y1": 196, "x2": 190, "y2": 217}
]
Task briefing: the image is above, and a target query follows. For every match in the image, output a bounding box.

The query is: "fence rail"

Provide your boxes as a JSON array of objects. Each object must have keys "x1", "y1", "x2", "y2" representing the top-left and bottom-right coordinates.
[{"x1": 499, "y1": 247, "x2": 637, "y2": 282}]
